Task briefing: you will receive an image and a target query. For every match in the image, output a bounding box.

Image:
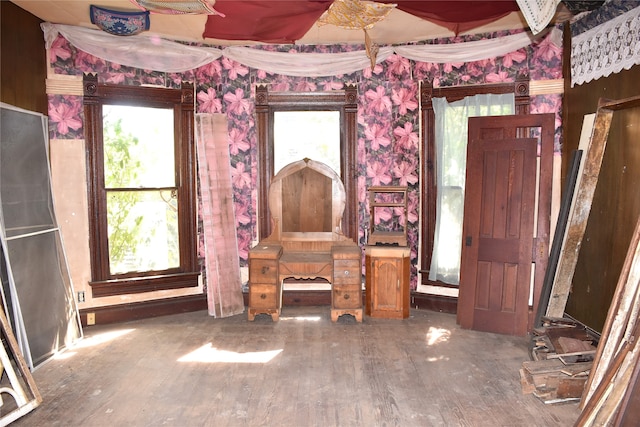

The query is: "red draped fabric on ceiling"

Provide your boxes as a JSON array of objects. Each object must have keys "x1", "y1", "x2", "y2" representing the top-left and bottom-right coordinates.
[
  {"x1": 387, "y1": 1, "x2": 520, "y2": 34},
  {"x1": 203, "y1": 0, "x2": 333, "y2": 43},
  {"x1": 203, "y1": 1, "x2": 521, "y2": 43}
]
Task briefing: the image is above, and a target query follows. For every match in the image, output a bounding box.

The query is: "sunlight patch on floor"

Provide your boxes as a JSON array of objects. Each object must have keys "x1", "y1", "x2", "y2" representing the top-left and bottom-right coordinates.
[
  {"x1": 426, "y1": 326, "x2": 451, "y2": 346},
  {"x1": 74, "y1": 329, "x2": 135, "y2": 348},
  {"x1": 178, "y1": 343, "x2": 283, "y2": 363},
  {"x1": 52, "y1": 329, "x2": 136, "y2": 360},
  {"x1": 52, "y1": 351, "x2": 76, "y2": 360}
]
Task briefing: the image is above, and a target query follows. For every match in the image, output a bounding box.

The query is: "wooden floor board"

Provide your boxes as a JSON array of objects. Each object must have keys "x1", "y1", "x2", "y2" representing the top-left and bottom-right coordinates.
[{"x1": 14, "y1": 307, "x2": 581, "y2": 426}]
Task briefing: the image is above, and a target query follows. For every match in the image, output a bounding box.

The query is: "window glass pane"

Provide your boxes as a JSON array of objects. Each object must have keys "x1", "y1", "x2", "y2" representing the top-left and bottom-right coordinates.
[
  {"x1": 107, "y1": 190, "x2": 179, "y2": 274},
  {"x1": 443, "y1": 106, "x2": 468, "y2": 188},
  {"x1": 103, "y1": 105, "x2": 175, "y2": 188},
  {"x1": 274, "y1": 111, "x2": 340, "y2": 175},
  {"x1": 432, "y1": 186, "x2": 463, "y2": 283}
]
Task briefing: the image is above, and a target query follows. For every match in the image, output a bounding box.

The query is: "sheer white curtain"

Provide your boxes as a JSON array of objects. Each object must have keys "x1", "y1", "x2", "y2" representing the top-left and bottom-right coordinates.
[
  {"x1": 41, "y1": 22, "x2": 555, "y2": 75},
  {"x1": 428, "y1": 93, "x2": 515, "y2": 285}
]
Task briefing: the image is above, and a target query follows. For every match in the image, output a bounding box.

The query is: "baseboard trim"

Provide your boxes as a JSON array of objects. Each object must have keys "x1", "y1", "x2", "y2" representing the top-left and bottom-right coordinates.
[
  {"x1": 411, "y1": 292, "x2": 458, "y2": 314},
  {"x1": 79, "y1": 294, "x2": 208, "y2": 326},
  {"x1": 242, "y1": 290, "x2": 456, "y2": 313},
  {"x1": 79, "y1": 291, "x2": 451, "y2": 327}
]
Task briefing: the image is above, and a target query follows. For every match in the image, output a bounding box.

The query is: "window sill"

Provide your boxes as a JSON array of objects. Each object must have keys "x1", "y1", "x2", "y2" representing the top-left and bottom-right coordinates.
[
  {"x1": 417, "y1": 275, "x2": 459, "y2": 297},
  {"x1": 415, "y1": 284, "x2": 459, "y2": 298},
  {"x1": 89, "y1": 271, "x2": 200, "y2": 297}
]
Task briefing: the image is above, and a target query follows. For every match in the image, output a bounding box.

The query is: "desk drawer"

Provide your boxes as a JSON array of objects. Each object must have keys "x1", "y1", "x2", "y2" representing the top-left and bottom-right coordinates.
[
  {"x1": 249, "y1": 284, "x2": 279, "y2": 309},
  {"x1": 332, "y1": 284, "x2": 362, "y2": 309},
  {"x1": 249, "y1": 260, "x2": 279, "y2": 284},
  {"x1": 333, "y1": 260, "x2": 360, "y2": 285}
]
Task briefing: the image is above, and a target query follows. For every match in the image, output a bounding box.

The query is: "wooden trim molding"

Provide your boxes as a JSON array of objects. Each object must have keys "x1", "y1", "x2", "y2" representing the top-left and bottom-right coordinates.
[
  {"x1": 255, "y1": 85, "x2": 359, "y2": 242},
  {"x1": 411, "y1": 292, "x2": 458, "y2": 314},
  {"x1": 89, "y1": 272, "x2": 201, "y2": 297},
  {"x1": 419, "y1": 76, "x2": 531, "y2": 290},
  {"x1": 46, "y1": 75, "x2": 83, "y2": 95},
  {"x1": 530, "y1": 79, "x2": 564, "y2": 95},
  {"x1": 83, "y1": 74, "x2": 200, "y2": 298},
  {"x1": 79, "y1": 290, "x2": 448, "y2": 326},
  {"x1": 79, "y1": 294, "x2": 207, "y2": 326}
]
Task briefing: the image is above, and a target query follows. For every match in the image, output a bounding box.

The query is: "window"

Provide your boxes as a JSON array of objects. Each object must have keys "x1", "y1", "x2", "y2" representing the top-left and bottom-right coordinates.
[
  {"x1": 255, "y1": 85, "x2": 358, "y2": 241},
  {"x1": 273, "y1": 110, "x2": 341, "y2": 175},
  {"x1": 83, "y1": 75, "x2": 199, "y2": 297},
  {"x1": 419, "y1": 78, "x2": 530, "y2": 290},
  {"x1": 429, "y1": 93, "x2": 515, "y2": 285}
]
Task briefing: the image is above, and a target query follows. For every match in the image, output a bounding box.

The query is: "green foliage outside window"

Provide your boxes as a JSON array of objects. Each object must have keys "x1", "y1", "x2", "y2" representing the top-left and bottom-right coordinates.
[{"x1": 103, "y1": 118, "x2": 145, "y2": 272}]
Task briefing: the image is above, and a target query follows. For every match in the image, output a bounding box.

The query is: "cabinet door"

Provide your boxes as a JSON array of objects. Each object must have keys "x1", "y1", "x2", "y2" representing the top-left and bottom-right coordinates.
[{"x1": 371, "y1": 257, "x2": 402, "y2": 312}]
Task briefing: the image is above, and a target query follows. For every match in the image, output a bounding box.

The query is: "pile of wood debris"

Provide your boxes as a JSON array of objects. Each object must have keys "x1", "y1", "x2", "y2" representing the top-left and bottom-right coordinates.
[{"x1": 520, "y1": 316, "x2": 598, "y2": 404}]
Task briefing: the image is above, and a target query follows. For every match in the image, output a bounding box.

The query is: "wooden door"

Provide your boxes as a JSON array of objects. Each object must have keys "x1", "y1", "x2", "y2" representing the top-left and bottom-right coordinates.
[{"x1": 458, "y1": 114, "x2": 554, "y2": 336}]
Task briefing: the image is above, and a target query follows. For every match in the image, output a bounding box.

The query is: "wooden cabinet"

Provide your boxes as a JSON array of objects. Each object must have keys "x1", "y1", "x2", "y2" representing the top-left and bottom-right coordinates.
[
  {"x1": 247, "y1": 245, "x2": 282, "y2": 321},
  {"x1": 365, "y1": 246, "x2": 410, "y2": 319}
]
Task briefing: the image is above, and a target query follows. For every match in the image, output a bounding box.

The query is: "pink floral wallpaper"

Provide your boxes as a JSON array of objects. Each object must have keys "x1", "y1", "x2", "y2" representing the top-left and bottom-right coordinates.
[{"x1": 47, "y1": 29, "x2": 563, "y2": 290}]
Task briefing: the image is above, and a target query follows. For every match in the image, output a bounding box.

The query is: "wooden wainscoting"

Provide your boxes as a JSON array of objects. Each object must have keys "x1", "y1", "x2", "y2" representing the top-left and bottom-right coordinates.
[{"x1": 78, "y1": 294, "x2": 207, "y2": 326}]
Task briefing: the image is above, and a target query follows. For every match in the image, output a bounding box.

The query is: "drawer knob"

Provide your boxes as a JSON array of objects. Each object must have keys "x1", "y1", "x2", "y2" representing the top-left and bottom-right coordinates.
[
  {"x1": 260, "y1": 293, "x2": 267, "y2": 299},
  {"x1": 344, "y1": 270, "x2": 349, "y2": 275},
  {"x1": 261, "y1": 266, "x2": 268, "y2": 274},
  {"x1": 343, "y1": 293, "x2": 350, "y2": 300}
]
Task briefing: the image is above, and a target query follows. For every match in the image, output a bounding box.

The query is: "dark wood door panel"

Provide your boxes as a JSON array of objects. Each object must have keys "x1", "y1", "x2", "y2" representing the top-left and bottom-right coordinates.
[
  {"x1": 477, "y1": 238, "x2": 520, "y2": 264},
  {"x1": 459, "y1": 113, "x2": 554, "y2": 336},
  {"x1": 464, "y1": 139, "x2": 535, "y2": 336}
]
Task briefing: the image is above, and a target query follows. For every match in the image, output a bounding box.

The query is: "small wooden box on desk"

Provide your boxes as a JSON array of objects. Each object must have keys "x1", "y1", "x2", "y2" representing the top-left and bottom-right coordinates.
[{"x1": 365, "y1": 245, "x2": 410, "y2": 319}]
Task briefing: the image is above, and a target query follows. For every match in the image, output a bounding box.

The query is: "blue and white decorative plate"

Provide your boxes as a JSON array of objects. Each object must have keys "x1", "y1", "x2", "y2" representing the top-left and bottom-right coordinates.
[{"x1": 90, "y1": 5, "x2": 150, "y2": 36}]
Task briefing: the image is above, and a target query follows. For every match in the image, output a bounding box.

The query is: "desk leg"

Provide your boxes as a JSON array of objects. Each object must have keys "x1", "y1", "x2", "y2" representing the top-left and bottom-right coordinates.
[{"x1": 331, "y1": 308, "x2": 363, "y2": 322}]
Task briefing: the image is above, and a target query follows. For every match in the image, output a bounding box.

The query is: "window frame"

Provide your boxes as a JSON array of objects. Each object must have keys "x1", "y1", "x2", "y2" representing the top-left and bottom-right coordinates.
[
  {"x1": 83, "y1": 74, "x2": 199, "y2": 297},
  {"x1": 255, "y1": 85, "x2": 358, "y2": 241},
  {"x1": 419, "y1": 77, "x2": 531, "y2": 289}
]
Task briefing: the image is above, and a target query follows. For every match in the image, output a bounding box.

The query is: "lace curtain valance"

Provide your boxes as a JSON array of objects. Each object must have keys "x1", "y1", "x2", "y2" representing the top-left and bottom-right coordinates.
[
  {"x1": 516, "y1": 0, "x2": 562, "y2": 34},
  {"x1": 42, "y1": 22, "x2": 555, "y2": 77},
  {"x1": 571, "y1": 5, "x2": 640, "y2": 87}
]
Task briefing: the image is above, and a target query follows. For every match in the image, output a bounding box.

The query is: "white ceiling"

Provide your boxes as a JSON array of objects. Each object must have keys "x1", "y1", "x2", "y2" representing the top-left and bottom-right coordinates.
[{"x1": 10, "y1": 0, "x2": 569, "y2": 46}]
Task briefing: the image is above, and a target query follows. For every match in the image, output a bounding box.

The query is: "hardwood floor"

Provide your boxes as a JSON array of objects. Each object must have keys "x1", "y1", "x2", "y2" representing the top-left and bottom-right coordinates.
[{"x1": 15, "y1": 307, "x2": 581, "y2": 426}]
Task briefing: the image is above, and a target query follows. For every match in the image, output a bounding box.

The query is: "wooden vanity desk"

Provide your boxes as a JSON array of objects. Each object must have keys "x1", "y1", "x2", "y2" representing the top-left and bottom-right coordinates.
[{"x1": 248, "y1": 159, "x2": 362, "y2": 322}]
